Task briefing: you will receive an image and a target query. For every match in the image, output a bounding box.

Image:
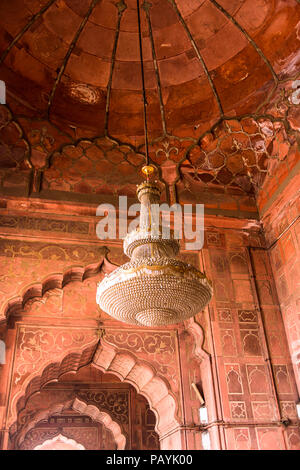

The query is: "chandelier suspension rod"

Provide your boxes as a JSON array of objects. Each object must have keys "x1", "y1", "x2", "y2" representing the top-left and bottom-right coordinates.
[{"x1": 137, "y1": 0, "x2": 150, "y2": 167}]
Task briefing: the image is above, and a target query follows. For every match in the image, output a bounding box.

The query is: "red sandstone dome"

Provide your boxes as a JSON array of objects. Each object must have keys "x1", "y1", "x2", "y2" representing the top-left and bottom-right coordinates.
[{"x1": 1, "y1": 0, "x2": 299, "y2": 142}]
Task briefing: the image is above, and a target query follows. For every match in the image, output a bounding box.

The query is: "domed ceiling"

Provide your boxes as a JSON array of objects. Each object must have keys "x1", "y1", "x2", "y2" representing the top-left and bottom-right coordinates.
[{"x1": 0, "y1": 0, "x2": 299, "y2": 209}]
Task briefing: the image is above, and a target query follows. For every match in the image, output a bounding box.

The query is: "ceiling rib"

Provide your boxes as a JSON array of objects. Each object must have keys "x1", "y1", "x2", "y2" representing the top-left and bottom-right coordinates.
[
  {"x1": 105, "y1": 1, "x2": 127, "y2": 135},
  {"x1": 168, "y1": 0, "x2": 224, "y2": 118},
  {"x1": 0, "y1": 0, "x2": 57, "y2": 64},
  {"x1": 143, "y1": 2, "x2": 167, "y2": 136},
  {"x1": 208, "y1": 0, "x2": 279, "y2": 85},
  {"x1": 47, "y1": 0, "x2": 101, "y2": 118}
]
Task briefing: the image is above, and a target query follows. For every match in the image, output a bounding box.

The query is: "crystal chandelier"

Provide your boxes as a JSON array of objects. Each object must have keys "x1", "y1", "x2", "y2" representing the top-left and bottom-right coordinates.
[{"x1": 96, "y1": 0, "x2": 213, "y2": 326}]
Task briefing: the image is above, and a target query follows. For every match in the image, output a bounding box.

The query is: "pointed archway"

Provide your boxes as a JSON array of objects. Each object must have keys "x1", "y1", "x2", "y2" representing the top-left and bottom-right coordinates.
[
  {"x1": 11, "y1": 338, "x2": 181, "y2": 449},
  {"x1": 34, "y1": 434, "x2": 85, "y2": 450},
  {"x1": 15, "y1": 397, "x2": 126, "y2": 450}
]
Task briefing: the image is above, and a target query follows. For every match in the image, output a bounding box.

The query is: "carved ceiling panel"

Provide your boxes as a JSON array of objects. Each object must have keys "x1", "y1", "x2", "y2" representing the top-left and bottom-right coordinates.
[{"x1": 43, "y1": 137, "x2": 145, "y2": 196}]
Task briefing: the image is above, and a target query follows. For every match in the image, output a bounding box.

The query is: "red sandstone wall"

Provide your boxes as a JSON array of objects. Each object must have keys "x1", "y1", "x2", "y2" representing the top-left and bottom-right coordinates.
[
  {"x1": 0, "y1": 207, "x2": 299, "y2": 450},
  {"x1": 261, "y1": 171, "x2": 300, "y2": 396},
  {"x1": 200, "y1": 229, "x2": 299, "y2": 450}
]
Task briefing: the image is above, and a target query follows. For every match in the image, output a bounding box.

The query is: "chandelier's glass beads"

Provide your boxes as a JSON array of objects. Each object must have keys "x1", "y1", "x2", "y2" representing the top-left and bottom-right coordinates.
[{"x1": 97, "y1": 181, "x2": 212, "y2": 326}]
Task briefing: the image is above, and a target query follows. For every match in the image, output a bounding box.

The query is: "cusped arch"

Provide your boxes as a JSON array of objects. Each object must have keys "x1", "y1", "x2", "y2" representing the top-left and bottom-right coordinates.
[
  {"x1": 72, "y1": 398, "x2": 126, "y2": 449},
  {"x1": 34, "y1": 434, "x2": 85, "y2": 450},
  {"x1": 2, "y1": 255, "x2": 116, "y2": 320},
  {"x1": 92, "y1": 340, "x2": 179, "y2": 437},
  {"x1": 13, "y1": 338, "x2": 180, "y2": 442},
  {"x1": 229, "y1": 253, "x2": 249, "y2": 274},
  {"x1": 14, "y1": 345, "x2": 98, "y2": 417},
  {"x1": 15, "y1": 398, "x2": 126, "y2": 450},
  {"x1": 16, "y1": 400, "x2": 73, "y2": 449}
]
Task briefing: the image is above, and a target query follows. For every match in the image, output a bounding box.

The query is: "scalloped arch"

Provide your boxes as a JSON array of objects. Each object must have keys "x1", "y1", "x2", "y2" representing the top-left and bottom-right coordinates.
[
  {"x1": 16, "y1": 398, "x2": 126, "y2": 450},
  {"x1": 13, "y1": 338, "x2": 180, "y2": 440},
  {"x1": 72, "y1": 398, "x2": 126, "y2": 449},
  {"x1": 1, "y1": 254, "x2": 117, "y2": 320},
  {"x1": 34, "y1": 434, "x2": 85, "y2": 450}
]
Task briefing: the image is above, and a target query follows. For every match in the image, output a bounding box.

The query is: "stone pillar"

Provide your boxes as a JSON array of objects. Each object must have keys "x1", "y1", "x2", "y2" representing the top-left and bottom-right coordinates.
[
  {"x1": 0, "y1": 429, "x2": 10, "y2": 450},
  {"x1": 0, "y1": 325, "x2": 18, "y2": 450},
  {"x1": 160, "y1": 426, "x2": 204, "y2": 450}
]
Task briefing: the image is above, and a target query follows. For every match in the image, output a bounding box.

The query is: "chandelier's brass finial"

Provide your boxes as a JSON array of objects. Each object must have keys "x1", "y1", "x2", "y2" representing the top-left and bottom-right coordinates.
[{"x1": 141, "y1": 164, "x2": 155, "y2": 180}]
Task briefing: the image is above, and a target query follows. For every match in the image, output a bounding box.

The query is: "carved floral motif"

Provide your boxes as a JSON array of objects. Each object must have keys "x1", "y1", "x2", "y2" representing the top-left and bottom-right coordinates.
[
  {"x1": 76, "y1": 390, "x2": 129, "y2": 425},
  {"x1": 13, "y1": 327, "x2": 97, "y2": 387}
]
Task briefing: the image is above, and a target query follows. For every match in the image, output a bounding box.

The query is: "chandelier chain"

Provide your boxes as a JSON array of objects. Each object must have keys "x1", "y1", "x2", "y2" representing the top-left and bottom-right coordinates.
[{"x1": 137, "y1": 0, "x2": 150, "y2": 167}]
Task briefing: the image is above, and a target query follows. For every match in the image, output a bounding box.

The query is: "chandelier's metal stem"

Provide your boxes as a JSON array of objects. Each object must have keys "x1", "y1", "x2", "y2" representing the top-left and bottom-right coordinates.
[
  {"x1": 138, "y1": 183, "x2": 161, "y2": 233},
  {"x1": 137, "y1": 0, "x2": 150, "y2": 167}
]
